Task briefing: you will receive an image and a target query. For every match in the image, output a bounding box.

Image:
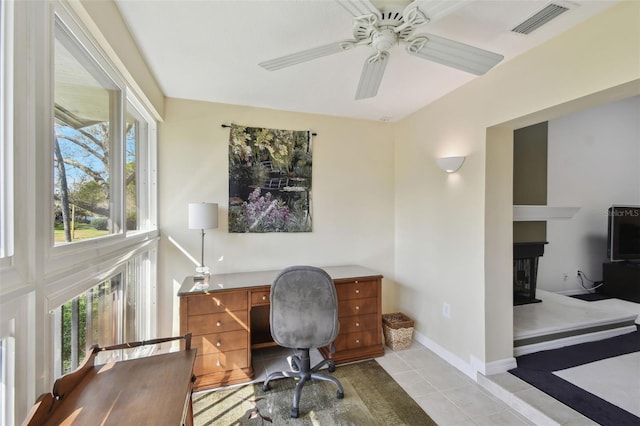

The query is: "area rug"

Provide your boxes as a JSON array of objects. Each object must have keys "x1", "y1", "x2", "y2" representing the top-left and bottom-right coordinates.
[
  {"x1": 509, "y1": 325, "x2": 640, "y2": 426},
  {"x1": 192, "y1": 359, "x2": 436, "y2": 425}
]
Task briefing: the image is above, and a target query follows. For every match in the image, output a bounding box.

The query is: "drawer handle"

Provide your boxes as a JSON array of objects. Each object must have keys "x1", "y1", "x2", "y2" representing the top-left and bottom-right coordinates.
[
  {"x1": 355, "y1": 306, "x2": 359, "y2": 310},
  {"x1": 355, "y1": 322, "x2": 360, "y2": 327},
  {"x1": 216, "y1": 321, "x2": 221, "y2": 327},
  {"x1": 216, "y1": 341, "x2": 221, "y2": 347},
  {"x1": 216, "y1": 300, "x2": 221, "y2": 306},
  {"x1": 262, "y1": 295, "x2": 267, "y2": 301},
  {"x1": 216, "y1": 360, "x2": 221, "y2": 367},
  {"x1": 355, "y1": 339, "x2": 360, "y2": 344},
  {"x1": 355, "y1": 280, "x2": 359, "y2": 284},
  {"x1": 355, "y1": 289, "x2": 360, "y2": 294}
]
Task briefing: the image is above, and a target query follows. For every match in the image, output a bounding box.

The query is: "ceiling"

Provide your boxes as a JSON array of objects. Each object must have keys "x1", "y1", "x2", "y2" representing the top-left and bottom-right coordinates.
[{"x1": 114, "y1": 0, "x2": 618, "y2": 122}]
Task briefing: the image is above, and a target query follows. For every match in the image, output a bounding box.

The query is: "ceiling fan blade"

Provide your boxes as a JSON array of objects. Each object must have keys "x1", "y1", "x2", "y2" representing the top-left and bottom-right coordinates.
[
  {"x1": 259, "y1": 42, "x2": 349, "y2": 71},
  {"x1": 411, "y1": 0, "x2": 469, "y2": 22},
  {"x1": 355, "y1": 52, "x2": 389, "y2": 100},
  {"x1": 406, "y1": 33, "x2": 503, "y2": 75},
  {"x1": 337, "y1": 0, "x2": 380, "y2": 17}
]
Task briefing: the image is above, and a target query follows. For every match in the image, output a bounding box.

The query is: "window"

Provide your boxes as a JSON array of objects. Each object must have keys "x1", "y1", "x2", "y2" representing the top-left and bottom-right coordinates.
[
  {"x1": 124, "y1": 100, "x2": 152, "y2": 233},
  {"x1": 53, "y1": 252, "x2": 153, "y2": 376},
  {"x1": 53, "y1": 17, "x2": 123, "y2": 246},
  {"x1": 0, "y1": 0, "x2": 13, "y2": 260},
  {"x1": 0, "y1": 335, "x2": 15, "y2": 426}
]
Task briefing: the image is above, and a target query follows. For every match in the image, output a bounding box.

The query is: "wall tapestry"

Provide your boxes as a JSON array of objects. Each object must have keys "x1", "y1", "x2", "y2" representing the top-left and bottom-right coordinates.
[{"x1": 228, "y1": 124, "x2": 312, "y2": 233}]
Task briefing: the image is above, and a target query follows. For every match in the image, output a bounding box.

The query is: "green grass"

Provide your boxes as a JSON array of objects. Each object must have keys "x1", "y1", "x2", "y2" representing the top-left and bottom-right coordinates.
[{"x1": 54, "y1": 222, "x2": 110, "y2": 243}]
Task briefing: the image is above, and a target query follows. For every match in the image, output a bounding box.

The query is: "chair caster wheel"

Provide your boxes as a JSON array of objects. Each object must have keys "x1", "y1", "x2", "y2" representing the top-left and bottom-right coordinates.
[
  {"x1": 337, "y1": 390, "x2": 344, "y2": 399},
  {"x1": 328, "y1": 362, "x2": 336, "y2": 373},
  {"x1": 291, "y1": 408, "x2": 299, "y2": 418},
  {"x1": 262, "y1": 383, "x2": 270, "y2": 392}
]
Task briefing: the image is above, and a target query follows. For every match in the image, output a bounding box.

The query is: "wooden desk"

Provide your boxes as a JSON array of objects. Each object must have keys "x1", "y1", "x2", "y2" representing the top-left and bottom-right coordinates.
[
  {"x1": 24, "y1": 336, "x2": 197, "y2": 426},
  {"x1": 178, "y1": 265, "x2": 384, "y2": 391}
]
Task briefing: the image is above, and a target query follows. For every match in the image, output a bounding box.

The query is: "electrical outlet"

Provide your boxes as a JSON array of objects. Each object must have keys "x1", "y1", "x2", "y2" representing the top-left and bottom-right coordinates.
[{"x1": 442, "y1": 302, "x2": 451, "y2": 318}]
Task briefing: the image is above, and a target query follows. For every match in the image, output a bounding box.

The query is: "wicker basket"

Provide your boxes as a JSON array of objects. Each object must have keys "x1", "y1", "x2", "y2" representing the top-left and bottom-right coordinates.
[{"x1": 382, "y1": 313, "x2": 414, "y2": 350}]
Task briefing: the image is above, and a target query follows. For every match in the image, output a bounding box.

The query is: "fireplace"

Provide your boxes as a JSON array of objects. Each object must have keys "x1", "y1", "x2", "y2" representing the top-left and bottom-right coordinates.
[{"x1": 513, "y1": 242, "x2": 548, "y2": 305}]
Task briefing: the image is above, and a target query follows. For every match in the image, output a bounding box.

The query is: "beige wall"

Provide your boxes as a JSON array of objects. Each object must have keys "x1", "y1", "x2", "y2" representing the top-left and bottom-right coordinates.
[
  {"x1": 394, "y1": 1, "x2": 640, "y2": 369},
  {"x1": 157, "y1": 99, "x2": 396, "y2": 335}
]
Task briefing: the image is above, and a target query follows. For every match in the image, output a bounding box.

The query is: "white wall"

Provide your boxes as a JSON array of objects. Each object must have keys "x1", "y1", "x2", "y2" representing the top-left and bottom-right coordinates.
[
  {"x1": 157, "y1": 99, "x2": 396, "y2": 336},
  {"x1": 394, "y1": 1, "x2": 640, "y2": 373},
  {"x1": 538, "y1": 95, "x2": 640, "y2": 293}
]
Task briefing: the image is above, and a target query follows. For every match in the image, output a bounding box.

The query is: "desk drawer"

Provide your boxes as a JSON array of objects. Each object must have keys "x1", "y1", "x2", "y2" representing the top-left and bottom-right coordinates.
[
  {"x1": 334, "y1": 330, "x2": 379, "y2": 351},
  {"x1": 338, "y1": 297, "x2": 378, "y2": 316},
  {"x1": 251, "y1": 288, "x2": 271, "y2": 306},
  {"x1": 192, "y1": 329, "x2": 248, "y2": 355},
  {"x1": 194, "y1": 349, "x2": 249, "y2": 376},
  {"x1": 336, "y1": 280, "x2": 378, "y2": 300},
  {"x1": 188, "y1": 291, "x2": 248, "y2": 316},
  {"x1": 187, "y1": 310, "x2": 248, "y2": 336},
  {"x1": 338, "y1": 313, "x2": 378, "y2": 333}
]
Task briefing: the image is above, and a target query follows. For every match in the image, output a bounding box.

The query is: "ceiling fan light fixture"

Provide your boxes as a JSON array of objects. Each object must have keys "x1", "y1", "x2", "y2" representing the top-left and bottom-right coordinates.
[{"x1": 371, "y1": 29, "x2": 398, "y2": 51}]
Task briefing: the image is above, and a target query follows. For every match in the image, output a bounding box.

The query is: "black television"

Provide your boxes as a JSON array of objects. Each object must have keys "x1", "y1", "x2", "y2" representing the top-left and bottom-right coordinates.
[{"x1": 607, "y1": 205, "x2": 640, "y2": 262}]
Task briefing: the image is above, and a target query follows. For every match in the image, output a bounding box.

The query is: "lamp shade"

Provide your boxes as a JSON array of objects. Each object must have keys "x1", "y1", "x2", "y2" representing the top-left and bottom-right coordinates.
[
  {"x1": 188, "y1": 203, "x2": 218, "y2": 230},
  {"x1": 436, "y1": 156, "x2": 465, "y2": 173}
]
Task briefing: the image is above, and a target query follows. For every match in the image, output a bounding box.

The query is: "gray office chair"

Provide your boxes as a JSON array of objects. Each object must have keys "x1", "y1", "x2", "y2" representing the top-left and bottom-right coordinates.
[{"x1": 262, "y1": 265, "x2": 344, "y2": 418}]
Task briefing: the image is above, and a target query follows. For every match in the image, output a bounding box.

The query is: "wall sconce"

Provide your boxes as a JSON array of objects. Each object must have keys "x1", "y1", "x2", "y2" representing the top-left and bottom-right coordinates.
[
  {"x1": 436, "y1": 156, "x2": 465, "y2": 173},
  {"x1": 188, "y1": 202, "x2": 219, "y2": 281}
]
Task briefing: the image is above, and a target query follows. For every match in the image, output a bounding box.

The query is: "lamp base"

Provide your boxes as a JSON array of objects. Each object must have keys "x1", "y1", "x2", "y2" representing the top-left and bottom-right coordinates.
[{"x1": 194, "y1": 266, "x2": 211, "y2": 289}]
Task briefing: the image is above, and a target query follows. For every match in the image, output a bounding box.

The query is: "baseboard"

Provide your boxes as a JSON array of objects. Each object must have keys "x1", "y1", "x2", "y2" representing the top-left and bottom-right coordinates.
[
  {"x1": 472, "y1": 356, "x2": 518, "y2": 376},
  {"x1": 513, "y1": 325, "x2": 637, "y2": 356},
  {"x1": 412, "y1": 330, "x2": 516, "y2": 380}
]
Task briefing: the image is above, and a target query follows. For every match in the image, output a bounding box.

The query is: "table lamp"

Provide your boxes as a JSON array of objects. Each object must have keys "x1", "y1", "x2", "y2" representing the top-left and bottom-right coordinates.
[{"x1": 188, "y1": 202, "x2": 218, "y2": 281}]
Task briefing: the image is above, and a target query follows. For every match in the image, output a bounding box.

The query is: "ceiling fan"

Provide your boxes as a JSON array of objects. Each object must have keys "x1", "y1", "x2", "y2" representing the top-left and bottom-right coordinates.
[{"x1": 258, "y1": 0, "x2": 504, "y2": 100}]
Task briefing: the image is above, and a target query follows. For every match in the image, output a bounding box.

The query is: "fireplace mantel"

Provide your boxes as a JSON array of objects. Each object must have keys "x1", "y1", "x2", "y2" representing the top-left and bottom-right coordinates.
[{"x1": 513, "y1": 206, "x2": 579, "y2": 221}]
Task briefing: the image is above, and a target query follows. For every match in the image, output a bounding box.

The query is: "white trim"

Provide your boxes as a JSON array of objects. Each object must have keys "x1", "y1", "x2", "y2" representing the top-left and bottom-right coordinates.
[
  {"x1": 412, "y1": 329, "x2": 476, "y2": 379},
  {"x1": 413, "y1": 330, "x2": 518, "y2": 380},
  {"x1": 45, "y1": 236, "x2": 158, "y2": 309},
  {"x1": 514, "y1": 325, "x2": 637, "y2": 356},
  {"x1": 0, "y1": 292, "x2": 35, "y2": 423},
  {"x1": 470, "y1": 355, "x2": 518, "y2": 376}
]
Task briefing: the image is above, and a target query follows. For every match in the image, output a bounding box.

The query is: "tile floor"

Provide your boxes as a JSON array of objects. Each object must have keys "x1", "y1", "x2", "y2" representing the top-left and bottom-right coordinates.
[
  {"x1": 205, "y1": 295, "x2": 640, "y2": 425},
  {"x1": 249, "y1": 343, "x2": 533, "y2": 425}
]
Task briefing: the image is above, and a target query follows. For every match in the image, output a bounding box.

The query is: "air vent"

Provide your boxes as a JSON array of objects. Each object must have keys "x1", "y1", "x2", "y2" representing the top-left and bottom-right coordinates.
[{"x1": 511, "y1": 3, "x2": 569, "y2": 35}]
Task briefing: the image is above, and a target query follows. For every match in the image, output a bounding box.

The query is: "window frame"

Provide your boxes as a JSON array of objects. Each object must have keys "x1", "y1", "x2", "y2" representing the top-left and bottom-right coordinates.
[
  {"x1": 125, "y1": 94, "x2": 157, "y2": 235},
  {"x1": 0, "y1": 0, "x2": 14, "y2": 270},
  {"x1": 44, "y1": 3, "x2": 158, "y2": 275}
]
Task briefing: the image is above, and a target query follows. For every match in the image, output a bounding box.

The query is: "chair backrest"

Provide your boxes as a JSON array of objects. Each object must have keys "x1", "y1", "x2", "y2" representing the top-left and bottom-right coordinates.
[{"x1": 270, "y1": 265, "x2": 339, "y2": 349}]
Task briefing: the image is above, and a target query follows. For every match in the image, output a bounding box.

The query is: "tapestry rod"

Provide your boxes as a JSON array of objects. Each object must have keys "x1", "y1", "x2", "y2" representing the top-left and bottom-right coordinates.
[{"x1": 221, "y1": 124, "x2": 316, "y2": 136}]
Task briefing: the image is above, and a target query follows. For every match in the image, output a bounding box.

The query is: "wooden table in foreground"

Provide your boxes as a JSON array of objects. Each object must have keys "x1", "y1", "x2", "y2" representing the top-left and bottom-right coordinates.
[
  {"x1": 35, "y1": 349, "x2": 196, "y2": 425},
  {"x1": 178, "y1": 265, "x2": 385, "y2": 391}
]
